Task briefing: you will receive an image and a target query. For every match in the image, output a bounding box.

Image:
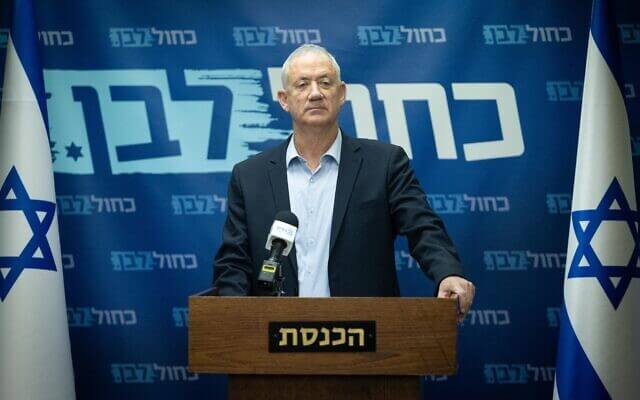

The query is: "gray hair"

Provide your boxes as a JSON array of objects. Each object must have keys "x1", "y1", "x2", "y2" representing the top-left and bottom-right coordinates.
[{"x1": 280, "y1": 44, "x2": 342, "y2": 88}]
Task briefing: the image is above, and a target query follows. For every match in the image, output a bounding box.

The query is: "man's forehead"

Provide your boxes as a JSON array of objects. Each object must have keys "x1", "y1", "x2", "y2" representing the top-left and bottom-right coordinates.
[{"x1": 288, "y1": 53, "x2": 337, "y2": 77}]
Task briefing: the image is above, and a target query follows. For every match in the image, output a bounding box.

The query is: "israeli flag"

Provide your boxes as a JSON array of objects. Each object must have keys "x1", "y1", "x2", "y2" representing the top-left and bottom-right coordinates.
[
  {"x1": 0, "y1": 0, "x2": 76, "y2": 398},
  {"x1": 553, "y1": 0, "x2": 639, "y2": 399}
]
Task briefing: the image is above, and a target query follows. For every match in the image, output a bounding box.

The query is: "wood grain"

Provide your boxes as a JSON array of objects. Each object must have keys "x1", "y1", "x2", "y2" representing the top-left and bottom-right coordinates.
[{"x1": 188, "y1": 296, "x2": 457, "y2": 376}]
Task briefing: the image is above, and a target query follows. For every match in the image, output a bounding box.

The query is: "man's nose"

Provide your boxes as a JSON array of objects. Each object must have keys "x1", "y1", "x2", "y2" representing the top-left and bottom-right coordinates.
[{"x1": 308, "y1": 82, "x2": 323, "y2": 100}]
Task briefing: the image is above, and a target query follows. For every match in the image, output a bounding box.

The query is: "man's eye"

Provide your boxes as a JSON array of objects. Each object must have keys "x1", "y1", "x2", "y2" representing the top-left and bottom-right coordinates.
[{"x1": 296, "y1": 82, "x2": 308, "y2": 88}]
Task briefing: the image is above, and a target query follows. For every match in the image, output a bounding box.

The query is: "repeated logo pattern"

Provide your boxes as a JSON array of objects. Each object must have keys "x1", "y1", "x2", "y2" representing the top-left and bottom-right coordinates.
[{"x1": 14, "y1": 2, "x2": 638, "y2": 399}]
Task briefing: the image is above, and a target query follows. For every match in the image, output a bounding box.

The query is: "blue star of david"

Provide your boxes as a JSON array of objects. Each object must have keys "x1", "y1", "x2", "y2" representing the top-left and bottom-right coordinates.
[
  {"x1": 65, "y1": 142, "x2": 83, "y2": 162},
  {"x1": 0, "y1": 166, "x2": 57, "y2": 301},
  {"x1": 568, "y1": 177, "x2": 640, "y2": 309}
]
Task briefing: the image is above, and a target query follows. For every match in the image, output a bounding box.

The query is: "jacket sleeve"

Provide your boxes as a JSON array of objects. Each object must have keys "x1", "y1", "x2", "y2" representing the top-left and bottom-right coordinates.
[
  {"x1": 212, "y1": 165, "x2": 253, "y2": 295},
  {"x1": 386, "y1": 145, "x2": 464, "y2": 291}
]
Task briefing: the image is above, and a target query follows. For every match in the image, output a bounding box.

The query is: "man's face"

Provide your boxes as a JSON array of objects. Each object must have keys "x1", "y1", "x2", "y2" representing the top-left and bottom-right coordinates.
[{"x1": 277, "y1": 52, "x2": 346, "y2": 129}]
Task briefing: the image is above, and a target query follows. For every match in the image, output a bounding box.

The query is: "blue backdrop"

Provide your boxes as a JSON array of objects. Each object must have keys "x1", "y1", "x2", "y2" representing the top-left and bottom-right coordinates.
[{"x1": 1, "y1": 1, "x2": 639, "y2": 398}]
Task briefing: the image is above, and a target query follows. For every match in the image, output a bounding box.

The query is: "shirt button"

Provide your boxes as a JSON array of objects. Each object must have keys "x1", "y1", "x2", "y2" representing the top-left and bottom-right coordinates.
[{"x1": 310, "y1": 177, "x2": 314, "y2": 183}]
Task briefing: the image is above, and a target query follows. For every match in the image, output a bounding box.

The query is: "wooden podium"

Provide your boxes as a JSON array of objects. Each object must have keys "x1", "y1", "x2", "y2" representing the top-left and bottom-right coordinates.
[{"x1": 188, "y1": 292, "x2": 457, "y2": 400}]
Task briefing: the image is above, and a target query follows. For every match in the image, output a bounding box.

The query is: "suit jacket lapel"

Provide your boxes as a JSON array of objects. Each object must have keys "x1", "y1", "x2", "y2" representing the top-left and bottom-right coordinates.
[
  {"x1": 268, "y1": 136, "x2": 299, "y2": 276},
  {"x1": 330, "y1": 133, "x2": 362, "y2": 255}
]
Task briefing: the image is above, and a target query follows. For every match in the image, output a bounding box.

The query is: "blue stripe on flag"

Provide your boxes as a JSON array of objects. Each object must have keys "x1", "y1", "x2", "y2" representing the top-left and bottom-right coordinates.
[
  {"x1": 555, "y1": 305, "x2": 611, "y2": 399},
  {"x1": 590, "y1": 0, "x2": 624, "y2": 92},
  {"x1": 8, "y1": 0, "x2": 49, "y2": 133}
]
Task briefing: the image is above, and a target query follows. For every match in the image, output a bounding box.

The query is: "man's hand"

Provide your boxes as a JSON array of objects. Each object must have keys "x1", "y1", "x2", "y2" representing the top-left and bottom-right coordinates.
[{"x1": 437, "y1": 276, "x2": 476, "y2": 323}]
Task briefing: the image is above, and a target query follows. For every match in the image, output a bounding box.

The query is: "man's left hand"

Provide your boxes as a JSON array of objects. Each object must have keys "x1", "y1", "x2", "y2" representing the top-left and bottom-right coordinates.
[{"x1": 437, "y1": 276, "x2": 475, "y2": 323}]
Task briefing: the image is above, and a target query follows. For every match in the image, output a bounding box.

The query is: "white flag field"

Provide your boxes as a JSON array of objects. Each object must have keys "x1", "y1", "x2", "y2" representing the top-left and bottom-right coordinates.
[
  {"x1": 0, "y1": 0, "x2": 76, "y2": 399},
  {"x1": 553, "y1": 0, "x2": 639, "y2": 399}
]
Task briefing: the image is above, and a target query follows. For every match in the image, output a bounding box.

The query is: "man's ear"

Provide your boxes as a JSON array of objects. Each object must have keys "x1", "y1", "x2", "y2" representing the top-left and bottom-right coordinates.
[
  {"x1": 277, "y1": 90, "x2": 289, "y2": 112},
  {"x1": 339, "y1": 81, "x2": 347, "y2": 106}
]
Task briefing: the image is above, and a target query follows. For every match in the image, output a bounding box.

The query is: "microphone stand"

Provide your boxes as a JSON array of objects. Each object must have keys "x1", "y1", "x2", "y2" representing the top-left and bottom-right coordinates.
[
  {"x1": 269, "y1": 240, "x2": 286, "y2": 297},
  {"x1": 273, "y1": 262, "x2": 285, "y2": 297},
  {"x1": 258, "y1": 240, "x2": 287, "y2": 296}
]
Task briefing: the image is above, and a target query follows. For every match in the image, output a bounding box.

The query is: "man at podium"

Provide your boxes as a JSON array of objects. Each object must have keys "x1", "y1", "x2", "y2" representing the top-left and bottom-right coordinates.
[{"x1": 213, "y1": 44, "x2": 475, "y2": 322}]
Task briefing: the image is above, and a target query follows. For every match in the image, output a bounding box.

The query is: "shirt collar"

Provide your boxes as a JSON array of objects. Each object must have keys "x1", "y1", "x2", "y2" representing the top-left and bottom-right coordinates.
[{"x1": 286, "y1": 129, "x2": 342, "y2": 168}]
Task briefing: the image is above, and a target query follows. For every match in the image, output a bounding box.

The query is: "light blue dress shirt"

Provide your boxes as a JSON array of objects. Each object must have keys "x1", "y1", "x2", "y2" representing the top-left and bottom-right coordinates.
[{"x1": 286, "y1": 132, "x2": 341, "y2": 297}]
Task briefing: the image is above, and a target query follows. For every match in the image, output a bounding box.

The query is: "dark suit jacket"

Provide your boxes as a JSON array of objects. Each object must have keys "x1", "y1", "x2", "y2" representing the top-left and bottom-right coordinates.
[{"x1": 213, "y1": 133, "x2": 463, "y2": 296}]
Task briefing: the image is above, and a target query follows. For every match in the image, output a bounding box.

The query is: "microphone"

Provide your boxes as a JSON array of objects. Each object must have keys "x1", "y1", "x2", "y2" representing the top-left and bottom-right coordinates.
[{"x1": 257, "y1": 211, "x2": 299, "y2": 294}]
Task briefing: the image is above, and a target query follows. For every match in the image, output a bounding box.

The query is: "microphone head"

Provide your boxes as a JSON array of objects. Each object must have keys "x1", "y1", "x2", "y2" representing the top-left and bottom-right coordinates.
[
  {"x1": 265, "y1": 211, "x2": 298, "y2": 256},
  {"x1": 274, "y1": 210, "x2": 299, "y2": 228}
]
